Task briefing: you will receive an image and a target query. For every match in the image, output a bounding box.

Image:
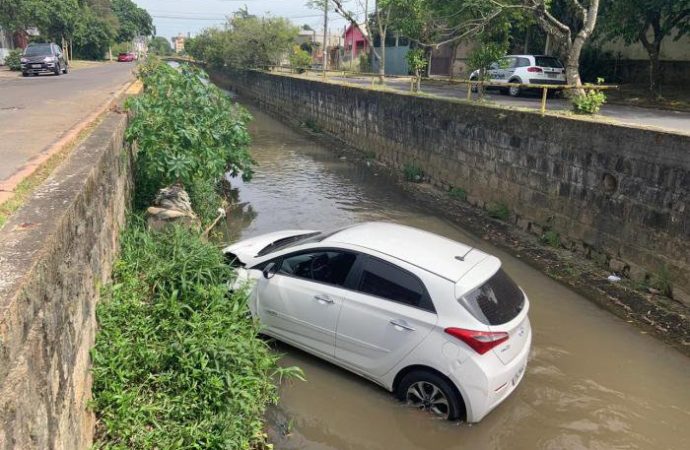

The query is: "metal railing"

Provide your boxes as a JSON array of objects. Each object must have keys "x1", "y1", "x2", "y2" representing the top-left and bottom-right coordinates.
[{"x1": 266, "y1": 64, "x2": 618, "y2": 115}]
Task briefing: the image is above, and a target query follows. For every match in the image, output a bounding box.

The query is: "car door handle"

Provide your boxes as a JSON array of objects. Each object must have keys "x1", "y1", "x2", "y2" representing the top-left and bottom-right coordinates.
[
  {"x1": 389, "y1": 319, "x2": 415, "y2": 331},
  {"x1": 314, "y1": 295, "x2": 335, "y2": 305}
]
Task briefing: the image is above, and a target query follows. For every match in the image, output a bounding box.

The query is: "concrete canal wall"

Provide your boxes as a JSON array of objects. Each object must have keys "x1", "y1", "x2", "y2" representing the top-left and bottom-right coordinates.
[
  {"x1": 0, "y1": 112, "x2": 132, "y2": 448},
  {"x1": 214, "y1": 69, "x2": 690, "y2": 298}
]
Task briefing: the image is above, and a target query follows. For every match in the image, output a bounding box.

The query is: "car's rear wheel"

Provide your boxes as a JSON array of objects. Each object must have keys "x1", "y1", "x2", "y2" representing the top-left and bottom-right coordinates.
[
  {"x1": 22, "y1": 72, "x2": 28, "y2": 77},
  {"x1": 396, "y1": 371, "x2": 463, "y2": 420},
  {"x1": 470, "y1": 77, "x2": 478, "y2": 93},
  {"x1": 508, "y1": 81, "x2": 521, "y2": 97}
]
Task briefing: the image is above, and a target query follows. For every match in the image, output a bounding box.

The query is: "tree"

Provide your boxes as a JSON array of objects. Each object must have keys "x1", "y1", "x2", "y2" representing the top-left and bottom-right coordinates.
[
  {"x1": 187, "y1": 10, "x2": 299, "y2": 69},
  {"x1": 72, "y1": 2, "x2": 117, "y2": 59},
  {"x1": 0, "y1": 0, "x2": 79, "y2": 46},
  {"x1": 112, "y1": 0, "x2": 153, "y2": 43},
  {"x1": 149, "y1": 36, "x2": 172, "y2": 56},
  {"x1": 599, "y1": 0, "x2": 690, "y2": 94},
  {"x1": 328, "y1": 0, "x2": 394, "y2": 79}
]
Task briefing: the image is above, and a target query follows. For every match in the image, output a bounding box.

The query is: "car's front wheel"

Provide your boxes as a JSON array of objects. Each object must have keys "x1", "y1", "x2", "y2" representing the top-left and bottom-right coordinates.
[
  {"x1": 396, "y1": 370, "x2": 463, "y2": 420},
  {"x1": 22, "y1": 72, "x2": 28, "y2": 77},
  {"x1": 54, "y1": 63, "x2": 61, "y2": 76},
  {"x1": 62, "y1": 64, "x2": 68, "y2": 74}
]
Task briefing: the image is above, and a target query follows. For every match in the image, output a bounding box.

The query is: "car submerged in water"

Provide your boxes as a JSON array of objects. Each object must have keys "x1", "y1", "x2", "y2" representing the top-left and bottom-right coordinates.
[{"x1": 224, "y1": 222, "x2": 531, "y2": 422}]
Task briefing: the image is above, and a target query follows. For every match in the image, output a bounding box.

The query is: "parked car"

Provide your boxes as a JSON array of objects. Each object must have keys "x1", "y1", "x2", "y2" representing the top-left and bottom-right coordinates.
[
  {"x1": 224, "y1": 222, "x2": 531, "y2": 422},
  {"x1": 117, "y1": 52, "x2": 136, "y2": 62},
  {"x1": 469, "y1": 54, "x2": 566, "y2": 97},
  {"x1": 20, "y1": 43, "x2": 68, "y2": 77}
]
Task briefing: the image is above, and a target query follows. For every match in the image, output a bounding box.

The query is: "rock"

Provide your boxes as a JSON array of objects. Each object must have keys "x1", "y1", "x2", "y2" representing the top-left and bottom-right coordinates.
[
  {"x1": 608, "y1": 258, "x2": 628, "y2": 275},
  {"x1": 146, "y1": 184, "x2": 200, "y2": 231}
]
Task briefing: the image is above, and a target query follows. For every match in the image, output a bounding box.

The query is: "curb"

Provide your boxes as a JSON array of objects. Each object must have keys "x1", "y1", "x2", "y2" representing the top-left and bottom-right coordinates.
[{"x1": 0, "y1": 78, "x2": 141, "y2": 206}]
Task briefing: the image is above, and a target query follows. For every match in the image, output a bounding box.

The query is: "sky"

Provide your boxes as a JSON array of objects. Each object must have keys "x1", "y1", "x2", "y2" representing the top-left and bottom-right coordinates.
[{"x1": 133, "y1": 0, "x2": 361, "y2": 42}]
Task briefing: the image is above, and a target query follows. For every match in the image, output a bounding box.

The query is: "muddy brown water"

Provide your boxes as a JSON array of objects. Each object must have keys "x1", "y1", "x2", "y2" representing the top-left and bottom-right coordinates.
[{"x1": 222, "y1": 104, "x2": 690, "y2": 450}]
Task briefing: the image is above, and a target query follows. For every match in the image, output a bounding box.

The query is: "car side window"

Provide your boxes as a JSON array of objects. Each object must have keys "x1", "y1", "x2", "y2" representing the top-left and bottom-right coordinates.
[
  {"x1": 517, "y1": 57, "x2": 530, "y2": 67},
  {"x1": 356, "y1": 257, "x2": 434, "y2": 312},
  {"x1": 279, "y1": 251, "x2": 357, "y2": 287}
]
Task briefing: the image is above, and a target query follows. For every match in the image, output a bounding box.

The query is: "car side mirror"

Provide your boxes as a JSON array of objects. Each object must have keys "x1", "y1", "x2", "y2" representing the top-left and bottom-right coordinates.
[{"x1": 262, "y1": 262, "x2": 278, "y2": 279}]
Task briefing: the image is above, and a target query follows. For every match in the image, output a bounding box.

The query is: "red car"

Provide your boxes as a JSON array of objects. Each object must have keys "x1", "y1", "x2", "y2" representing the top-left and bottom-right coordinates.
[{"x1": 117, "y1": 52, "x2": 135, "y2": 62}]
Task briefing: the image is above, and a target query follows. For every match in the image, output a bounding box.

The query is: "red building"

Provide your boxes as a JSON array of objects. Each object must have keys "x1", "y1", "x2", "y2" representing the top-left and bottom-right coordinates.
[{"x1": 343, "y1": 24, "x2": 368, "y2": 60}]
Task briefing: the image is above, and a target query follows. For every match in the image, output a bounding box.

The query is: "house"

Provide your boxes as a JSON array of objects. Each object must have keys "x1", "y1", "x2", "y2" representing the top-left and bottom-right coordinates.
[
  {"x1": 172, "y1": 33, "x2": 186, "y2": 54},
  {"x1": 343, "y1": 24, "x2": 368, "y2": 62},
  {"x1": 295, "y1": 29, "x2": 341, "y2": 67}
]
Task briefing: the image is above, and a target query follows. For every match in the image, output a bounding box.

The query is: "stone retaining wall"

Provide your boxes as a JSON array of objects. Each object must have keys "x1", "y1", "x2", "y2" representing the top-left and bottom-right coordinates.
[
  {"x1": 0, "y1": 112, "x2": 132, "y2": 449},
  {"x1": 214, "y1": 69, "x2": 690, "y2": 299}
]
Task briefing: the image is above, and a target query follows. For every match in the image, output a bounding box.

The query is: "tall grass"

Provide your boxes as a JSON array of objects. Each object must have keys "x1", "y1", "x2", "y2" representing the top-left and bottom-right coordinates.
[{"x1": 92, "y1": 221, "x2": 301, "y2": 449}]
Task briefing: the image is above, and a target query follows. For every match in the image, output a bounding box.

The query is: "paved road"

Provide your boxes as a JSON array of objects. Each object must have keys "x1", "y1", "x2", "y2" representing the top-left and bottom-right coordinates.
[
  {"x1": 0, "y1": 63, "x2": 134, "y2": 182},
  {"x1": 334, "y1": 76, "x2": 690, "y2": 135}
]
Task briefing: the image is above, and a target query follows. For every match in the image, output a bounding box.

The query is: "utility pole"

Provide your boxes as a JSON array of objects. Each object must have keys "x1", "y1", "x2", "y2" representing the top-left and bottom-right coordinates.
[{"x1": 322, "y1": 0, "x2": 328, "y2": 77}]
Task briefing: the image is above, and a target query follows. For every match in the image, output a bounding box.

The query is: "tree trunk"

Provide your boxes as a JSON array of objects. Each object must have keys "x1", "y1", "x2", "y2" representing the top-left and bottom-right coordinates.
[
  {"x1": 379, "y1": 42, "x2": 386, "y2": 81},
  {"x1": 565, "y1": 0, "x2": 600, "y2": 95},
  {"x1": 639, "y1": 21, "x2": 663, "y2": 96},
  {"x1": 448, "y1": 41, "x2": 459, "y2": 80},
  {"x1": 648, "y1": 46, "x2": 661, "y2": 95}
]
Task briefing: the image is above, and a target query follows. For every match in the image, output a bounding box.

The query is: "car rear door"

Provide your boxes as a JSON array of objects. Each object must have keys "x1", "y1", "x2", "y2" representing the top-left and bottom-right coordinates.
[
  {"x1": 255, "y1": 249, "x2": 358, "y2": 358},
  {"x1": 335, "y1": 256, "x2": 437, "y2": 377}
]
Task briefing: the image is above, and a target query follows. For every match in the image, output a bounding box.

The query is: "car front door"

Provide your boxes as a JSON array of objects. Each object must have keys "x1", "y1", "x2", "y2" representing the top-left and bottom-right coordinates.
[
  {"x1": 335, "y1": 256, "x2": 438, "y2": 378},
  {"x1": 255, "y1": 249, "x2": 358, "y2": 359}
]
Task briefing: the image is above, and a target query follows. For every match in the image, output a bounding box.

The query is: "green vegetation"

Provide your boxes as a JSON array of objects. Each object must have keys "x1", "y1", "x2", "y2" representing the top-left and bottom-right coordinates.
[
  {"x1": 0, "y1": 0, "x2": 152, "y2": 60},
  {"x1": 5, "y1": 48, "x2": 21, "y2": 70},
  {"x1": 125, "y1": 58, "x2": 254, "y2": 222},
  {"x1": 91, "y1": 60, "x2": 300, "y2": 448},
  {"x1": 148, "y1": 36, "x2": 173, "y2": 56},
  {"x1": 467, "y1": 43, "x2": 508, "y2": 97},
  {"x1": 572, "y1": 81, "x2": 607, "y2": 114},
  {"x1": 541, "y1": 230, "x2": 561, "y2": 248},
  {"x1": 403, "y1": 162, "x2": 424, "y2": 182},
  {"x1": 487, "y1": 202, "x2": 510, "y2": 221},
  {"x1": 650, "y1": 265, "x2": 673, "y2": 298},
  {"x1": 92, "y1": 222, "x2": 302, "y2": 449},
  {"x1": 448, "y1": 187, "x2": 467, "y2": 201},
  {"x1": 301, "y1": 118, "x2": 322, "y2": 133},
  {"x1": 406, "y1": 48, "x2": 428, "y2": 92},
  {"x1": 186, "y1": 8, "x2": 298, "y2": 69},
  {"x1": 289, "y1": 45, "x2": 312, "y2": 73}
]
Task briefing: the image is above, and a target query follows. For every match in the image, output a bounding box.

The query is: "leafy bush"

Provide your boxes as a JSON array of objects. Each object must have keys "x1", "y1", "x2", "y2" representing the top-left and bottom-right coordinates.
[
  {"x1": 449, "y1": 187, "x2": 467, "y2": 201},
  {"x1": 289, "y1": 45, "x2": 312, "y2": 73},
  {"x1": 125, "y1": 59, "x2": 254, "y2": 212},
  {"x1": 403, "y1": 162, "x2": 424, "y2": 182},
  {"x1": 91, "y1": 222, "x2": 302, "y2": 449},
  {"x1": 541, "y1": 230, "x2": 561, "y2": 248},
  {"x1": 487, "y1": 202, "x2": 510, "y2": 221},
  {"x1": 572, "y1": 79, "x2": 607, "y2": 114},
  {"x1": 651, "y1": 265, "x2": 673, "y2": 298},
  {"x1": 5, "y1": 49, "x2": 22, "y2": 71}
]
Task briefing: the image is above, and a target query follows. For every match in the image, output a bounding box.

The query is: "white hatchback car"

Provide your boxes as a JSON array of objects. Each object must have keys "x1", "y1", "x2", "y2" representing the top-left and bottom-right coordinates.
[
  {"x1": 224, "y1": 222, "x2": 531, "y2": 422},
  {"x1": 470, "y1": 54, "x2": 566, "y2": 97}
]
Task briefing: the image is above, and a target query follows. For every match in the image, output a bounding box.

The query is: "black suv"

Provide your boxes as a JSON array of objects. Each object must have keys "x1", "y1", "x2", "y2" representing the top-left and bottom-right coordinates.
[{"x1": 21, "y1": 43, "x2": 68, "y2": 77}]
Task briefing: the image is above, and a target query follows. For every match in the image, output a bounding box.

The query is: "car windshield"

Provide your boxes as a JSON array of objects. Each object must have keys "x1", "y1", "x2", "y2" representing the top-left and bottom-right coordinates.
[
  {"x1": 24, "y1": 44, "x2": 52, "y2": 57},
  {"x1": 535, "y1": 56, "x2": 563, "y2": 68},
  {"x1": 119, "y1": 53, "x2": 128, "y2": 56},
  {"x1": 458, "y1": 269, "x2": 525, "y2": 325}
]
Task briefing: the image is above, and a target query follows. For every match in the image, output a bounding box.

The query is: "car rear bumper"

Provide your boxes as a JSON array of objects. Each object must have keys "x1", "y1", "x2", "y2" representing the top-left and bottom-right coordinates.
[
  {"x1": 447, "y1": 325, "x2": 532, "y2": 422},
  {"x1": 528, "y1": 78, "x2": 566, "y2": 85}
]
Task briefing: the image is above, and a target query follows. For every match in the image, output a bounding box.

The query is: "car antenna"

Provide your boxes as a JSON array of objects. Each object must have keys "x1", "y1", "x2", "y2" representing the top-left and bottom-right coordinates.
[{"x1": 455, "y1": 248, "x2": 474, "y2": 262}]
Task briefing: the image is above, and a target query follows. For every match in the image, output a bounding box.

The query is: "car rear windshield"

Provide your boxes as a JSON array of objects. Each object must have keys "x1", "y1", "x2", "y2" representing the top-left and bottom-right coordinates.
[
  {"x1": 458, "y1": 269, "x2": 525, "y2": 325},
  {"x1": 24, "y1": 44, "x2": 52, "y2": 57},
  {"x1": 535, "y1": 56, "x2": 563, "y2": 68}
]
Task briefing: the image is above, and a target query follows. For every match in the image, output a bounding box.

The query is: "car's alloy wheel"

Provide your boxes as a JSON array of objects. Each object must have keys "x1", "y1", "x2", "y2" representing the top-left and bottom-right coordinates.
[
  {"x1": 54, "y1": 63, "x2": 61, "y2": 76},
  {"x1": 508, "y1": 84, "x2": 521, "y2": 97},
  {"x1": 397, "y1": 371, "x2": 463, "y2": 420},
  {"x1": 406, "y1": 381, "x2": 451, "y2": 418}
]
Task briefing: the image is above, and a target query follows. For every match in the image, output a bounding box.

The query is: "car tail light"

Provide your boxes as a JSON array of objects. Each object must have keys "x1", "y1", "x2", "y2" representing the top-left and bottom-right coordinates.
[
  {"x1": 445, "y1": 328, "x2": 509, "y2": 355},
  {"x1": 527, "y1": 66, "x2": 543, "y2": 73}
]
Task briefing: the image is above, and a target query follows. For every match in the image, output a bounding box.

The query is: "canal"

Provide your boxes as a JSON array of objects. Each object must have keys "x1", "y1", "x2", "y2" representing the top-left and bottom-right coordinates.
[{"x1": 223, "y1": 102, "x2": 690, "y2": 450}]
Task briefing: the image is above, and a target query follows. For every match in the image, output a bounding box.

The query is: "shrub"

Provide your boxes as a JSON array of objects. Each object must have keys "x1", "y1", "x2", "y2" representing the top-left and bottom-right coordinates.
[
  {"x1": 403, "y1": 162, "x2": 424, "y2": 182},
  {"x1": 487, "y1": 202, "x2": 510, "y2": 221},
  {"x1": 125, "y1": 59, "x2": 255, "y2": 209},
  {"x1": 541, "y1": 230, "x2": 561, "y2": 248},
  {"x1": 91, "y1": 222, "x2": 303, "y2": 449},
  {"x1": 5, "y1": 49, "x2": 22, "y2": 71},
  {"x1": 650, "y1": 265, "x2": 673, "y2": 298},
  {"x1": 572, "y1": 79, "x2": 607, "y2": 115},
  {"x1": 289, "y1": 45, "x2": 312, "y2": 73},
  {"x1": 449, "y1": 187, "x2": 467, "y2": 201}
]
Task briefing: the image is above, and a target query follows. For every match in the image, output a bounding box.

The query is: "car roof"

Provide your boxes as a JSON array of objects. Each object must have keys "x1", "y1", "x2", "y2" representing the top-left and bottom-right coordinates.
[{"x1": 324, "y1": 222, "x2": 492, "y2": 282}]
